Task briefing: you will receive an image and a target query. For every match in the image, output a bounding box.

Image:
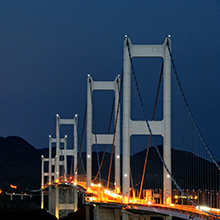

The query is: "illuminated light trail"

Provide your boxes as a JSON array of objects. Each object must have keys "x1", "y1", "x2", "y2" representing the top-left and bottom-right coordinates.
[{"x1": 10, "y1": 184, "x2": 17, "y2": 189}]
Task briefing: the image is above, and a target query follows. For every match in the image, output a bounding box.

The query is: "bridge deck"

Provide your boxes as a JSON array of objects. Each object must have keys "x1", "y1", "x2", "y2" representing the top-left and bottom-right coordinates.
[{"x1": 42, "y1": 177, "x2": 220, "y2": 219}]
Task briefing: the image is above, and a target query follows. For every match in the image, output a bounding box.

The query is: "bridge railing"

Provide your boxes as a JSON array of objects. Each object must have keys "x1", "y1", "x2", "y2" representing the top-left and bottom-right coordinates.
[{"x1": 173, "y1": 189, "x2": 220, "y2": 209}]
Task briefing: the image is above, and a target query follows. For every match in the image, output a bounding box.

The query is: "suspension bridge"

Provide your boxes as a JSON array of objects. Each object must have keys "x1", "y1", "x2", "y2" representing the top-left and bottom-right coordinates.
[{"x1": 41, "y1": 36, "x2": 220, "y2": 220}]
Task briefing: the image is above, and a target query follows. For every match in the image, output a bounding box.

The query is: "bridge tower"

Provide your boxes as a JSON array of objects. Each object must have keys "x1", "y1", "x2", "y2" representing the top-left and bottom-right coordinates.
[
  {"x1": 41, "y1": 114, "x2": 78, "y2": 219},
  {"x1": 86, "y1": 75, "x2": 121, "y2": 193},
  {"x1": 54, "y1": 114, "x2": 78, "y2": 218},
  {"x1": 41, "y1": 135, "x2": 68, "y2": 210},
  {"x1": 122, "y1": 36, "x2": 172, "y2": 204}
]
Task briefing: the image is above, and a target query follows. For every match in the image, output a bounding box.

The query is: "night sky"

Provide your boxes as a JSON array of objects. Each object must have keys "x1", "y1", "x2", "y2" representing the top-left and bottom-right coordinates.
[{"x1": 0, "y1": 1, "x2": 220, "y2": 159}]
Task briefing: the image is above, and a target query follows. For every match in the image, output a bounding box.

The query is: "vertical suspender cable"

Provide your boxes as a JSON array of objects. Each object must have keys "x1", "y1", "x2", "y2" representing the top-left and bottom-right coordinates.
[
  {"x1": 92, "y1": 97, "x2": 115, "y2": 182},
  {"x1": 89, "y1": 80, "x2": 102, "y2": 185},
  {"x1": 107, "y1": 72, "x2": 123, "y2": 189},
  {"x1": 139, "y1": 62, "x2": 163, "y2": 199},
  {"x1": 73, "y1": 104, "x2": 87, "y2": 178},
  {"x1": 166, "y1": 41, "x2": 220, "y2": 172}
]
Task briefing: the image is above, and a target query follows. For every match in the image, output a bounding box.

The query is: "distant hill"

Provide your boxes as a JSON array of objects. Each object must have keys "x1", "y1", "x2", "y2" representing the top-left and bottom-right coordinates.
[
  {"x1": 131, "y1": 146, "x2": 220, "y2": 190},
  {"x1": 0, "y1": 136, "x2": 219, "y2": 192},
  {"x1": 0, "y1": 136, "x2": 41, "y2": 191},
  {"x1": 40, "y1": 145, "x2": 220, "y2": 191}
]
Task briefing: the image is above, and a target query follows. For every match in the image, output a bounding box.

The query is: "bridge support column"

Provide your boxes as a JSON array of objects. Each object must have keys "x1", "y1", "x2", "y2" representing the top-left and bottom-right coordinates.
[
  {"x1": 115, "y1": 78, "x2": 121, "y2": 193},
  {"x1": 56, "y1": 115, "x2": 60, "y2": 181},
  {"x1": 87, "y1": 76, "x2": 92, "y2": 192},
  {"x1": 59, "y1": 187, "x2": 77, "y2": 218},
  {"x1": 41, "y1": 191, "x2": 44, "y2": 209},
  {"x1": 50, "y1": 185, "x2": 78, "y2": 219},
  {"x1": 86, "y1": 206, "x2": 90, "y2": 220},
  {"x1": 93, "y1": 204, "x2": 121, "y2": 220},
  {"x1": 48, "y1": 186, "x2": 54, "y2": 214},
  {"x1": 93, "y1": 205, "x2": 99, "y2": 220},
  {"x1": 140, "y1": 217, "x2": 150, "y2": 220},
  {"x1": 122, "y1": 212, "x2": 130, "y2": 220},
  {"x1": 55, "y1": 187, "x2": 59, "y2": 218},
  {"x1": 74, "y1": 187, "x2": 77, "y2": 211},
  {"x1": 163, "y1": 37, "x2": 172, "y2": 205},
  {"x1": 115, "y1": 209, "x2": 121, "y2": 220},
  {"x1": 41, "y1": 155, "x2": 44, "y2": 209},
  {"x1": 123, "y1": 37, "x2": 131, "y2": 203}
]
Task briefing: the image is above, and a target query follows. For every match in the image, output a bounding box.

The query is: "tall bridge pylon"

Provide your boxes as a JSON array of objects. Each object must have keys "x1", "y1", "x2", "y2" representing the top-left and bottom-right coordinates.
[
  {"x1": 122, "y1": 36, "x2": 172, "y2": 204},
  {"x1": 86, "y1": 75, "x2": 121, "y2": 192}
]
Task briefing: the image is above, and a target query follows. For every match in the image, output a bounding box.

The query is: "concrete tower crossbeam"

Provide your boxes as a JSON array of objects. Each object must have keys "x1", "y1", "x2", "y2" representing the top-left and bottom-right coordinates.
[
  {"x1": 87, "y1": 75, "x2": 121, "y2": 192},
  {"x1": 122, "y1": 36, "x2": 171, "y2": 204}
]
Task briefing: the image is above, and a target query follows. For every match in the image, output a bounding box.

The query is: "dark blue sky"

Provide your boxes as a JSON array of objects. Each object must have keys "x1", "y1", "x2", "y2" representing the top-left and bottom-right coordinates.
[{"x1": 0, "y1": 1, "x2": 220, "y2": 158}]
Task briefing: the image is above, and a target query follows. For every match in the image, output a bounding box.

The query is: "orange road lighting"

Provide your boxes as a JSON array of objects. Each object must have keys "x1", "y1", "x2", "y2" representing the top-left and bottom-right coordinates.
[
  {"x1": 123, "y1": 196, "x2": 129, "y2": 204},
  {"x1": 10, "y1": 184, "x2": 17, "y2": 189},
  {"x1": 0, "y1": 189, "x2": 2, "y2": 194},
  {"x1": 87, "y1": 187, "x2": 91, "y2": 193},
  {"x1": 116, "y1": 187, "x2": 120, "y2": 193}
]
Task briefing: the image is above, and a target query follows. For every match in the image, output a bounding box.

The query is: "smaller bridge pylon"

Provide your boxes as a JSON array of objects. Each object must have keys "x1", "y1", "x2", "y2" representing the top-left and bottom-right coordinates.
[
  {"x1": 41, "y1": 114, "x2": 78, "y2": 219},
  {"x1": 86, "y1": 75, "x2": 121, "y2": 193}
]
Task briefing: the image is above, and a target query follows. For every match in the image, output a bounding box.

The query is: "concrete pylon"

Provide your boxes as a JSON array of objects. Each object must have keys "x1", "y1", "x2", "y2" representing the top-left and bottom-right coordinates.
[
  {"x1": 55, "y1": 114, "x2": 78, "y2": 181},
  {"x1": 54, "y1": 114, "x2": 78, "y2": 218},
  {"x1": 122, "y1": 36, "x2": 172, "y2": 204},
  {"x1": 86, "y1": 75, "x2": 121, "y2": 193},
  {"x1": 41, "y1": 155, "x2": 45, "y2": 209}
]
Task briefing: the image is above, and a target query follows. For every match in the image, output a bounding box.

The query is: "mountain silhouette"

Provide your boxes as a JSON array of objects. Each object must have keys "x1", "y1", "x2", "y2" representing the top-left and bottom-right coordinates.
[
  {"x1": 0, "y1": 136, "x2": 219, "y2": 192},
  {"x1": 0, "y1": 136, "x2": 41, "y2": 191}
]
